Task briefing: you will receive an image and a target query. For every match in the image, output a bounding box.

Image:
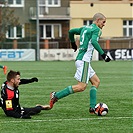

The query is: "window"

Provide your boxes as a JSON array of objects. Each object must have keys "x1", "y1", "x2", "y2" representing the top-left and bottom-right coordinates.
[
  {"x1": 123, "y1": 20, "x2": 133, "y2": 37},
  {"x1": 54, "y1": 25, "x2": 60, "y2": 38},
  {"x1": 7, "y1": 0, "x2": 24, "y2": 7},
  {"x1": 8, "y1": 0, "x2": 13, "y2": 4},
  {"x1": 6, "y1": 25, "x2": 24, "y2": 39},
  {"x1": 38, "y1": 0, "x2": 60, "y2": 15},
  {"x1": 40, "y1": 24, "x2": 62, "y2": 39},
  {"x1": 39, "y1": 7, "x2": 47, "y2": 16},
  {"x1": 38, "y1": 0, "x2": 47, "y2": 16},
  {"x1": 39, "y1": 0, "x2": 45, "y2": 5},
  {"x1": 83, "y1": 20, "x2": 93, "y2": 26},
  {"x1": 39, "y1": 25, "x2": 44, "y2": 38},
  {"x1": 39, "y1": 0, "x2": 60, "y2": 7},
  {"x1": 46, "y1": 25, "x2": 52, "y2": 38},
  {"x1": 47, "y1": 0, "x2": 60, "y2": 7}
]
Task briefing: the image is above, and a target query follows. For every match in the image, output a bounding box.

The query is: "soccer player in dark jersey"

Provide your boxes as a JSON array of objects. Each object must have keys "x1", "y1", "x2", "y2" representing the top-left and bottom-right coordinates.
[
  {"x1": 49, "y1": 13, "x2": 111, "y2": 114},
  {"x1": 0, "y1": 70, "x2": 50, "y2": 119}
]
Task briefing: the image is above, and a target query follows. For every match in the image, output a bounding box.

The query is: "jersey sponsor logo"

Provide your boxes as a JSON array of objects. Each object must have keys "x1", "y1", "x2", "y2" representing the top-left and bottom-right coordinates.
[{"x1": 5, "y1": 100, "x2": 13, "y2": 110}]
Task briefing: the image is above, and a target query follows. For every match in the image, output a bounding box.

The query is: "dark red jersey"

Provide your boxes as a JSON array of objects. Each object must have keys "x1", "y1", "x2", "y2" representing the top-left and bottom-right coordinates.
[
  {"x1": 0, "y1": 78, "x2": 37, "y2": 118},
  {"x1": 1, "y1": 81, "x2": 21, "y2": 113}
]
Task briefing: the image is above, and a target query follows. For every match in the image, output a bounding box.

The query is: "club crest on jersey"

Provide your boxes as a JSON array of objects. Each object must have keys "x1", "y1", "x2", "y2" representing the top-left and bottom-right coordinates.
[{"x1": 5, "y1": 100, "x2": 13, "y2": 110}]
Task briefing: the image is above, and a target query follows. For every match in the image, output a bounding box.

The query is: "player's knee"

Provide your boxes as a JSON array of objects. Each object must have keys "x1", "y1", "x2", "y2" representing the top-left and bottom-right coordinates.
[
  {"x1": 91, "y1": 78, "x2": 100, "y2": 88},
  {"x1": 78, "y1": 84, "x2": 87, "y2": 92},
  {"x1": 79, "y1": 86, "x2": 86, "y2": 92},
  {"x1": 90, "y1": 74, "x2": 100, "y2": 88},
  {"x1": 73, "y1": 84, "x2": 87, "y2": 92},
  {"x1": 95, "y1": 79, "x2": 100, "y2": 88}
]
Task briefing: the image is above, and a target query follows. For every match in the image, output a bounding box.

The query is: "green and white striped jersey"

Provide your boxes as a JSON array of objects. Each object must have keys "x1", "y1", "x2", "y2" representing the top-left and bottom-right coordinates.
[{"x1": 69, "y1": 23, "x2": 104, "y2": 62}]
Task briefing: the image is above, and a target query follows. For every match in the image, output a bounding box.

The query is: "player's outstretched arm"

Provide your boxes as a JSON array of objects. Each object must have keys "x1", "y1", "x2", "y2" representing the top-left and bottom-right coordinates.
[{"x1": 19, "y1": 77, "x2": 38, "y2": 85}]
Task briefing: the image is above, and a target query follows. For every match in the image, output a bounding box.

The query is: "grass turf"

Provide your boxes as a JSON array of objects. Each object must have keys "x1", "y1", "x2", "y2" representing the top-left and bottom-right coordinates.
[{"x1": 0, "y1": 60, "x2": 132, "y2": 133}]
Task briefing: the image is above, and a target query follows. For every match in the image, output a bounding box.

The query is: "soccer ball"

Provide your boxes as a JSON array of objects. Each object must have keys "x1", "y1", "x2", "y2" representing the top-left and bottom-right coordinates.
[{"x1": 95, "y1": 103, "x2": 109, "y2": 116}]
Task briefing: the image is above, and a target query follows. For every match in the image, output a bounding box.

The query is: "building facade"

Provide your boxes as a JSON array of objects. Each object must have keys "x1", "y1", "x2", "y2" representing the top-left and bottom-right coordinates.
[
  {"x1": 0, "y1": 0, "x2": 71, "y2": 49},
  {"x1": 70, "y1": 0, "x2": 133, "y2": 37},
  {"x1": 0, "y1": 0, "x2": 133, "y2": 50}
]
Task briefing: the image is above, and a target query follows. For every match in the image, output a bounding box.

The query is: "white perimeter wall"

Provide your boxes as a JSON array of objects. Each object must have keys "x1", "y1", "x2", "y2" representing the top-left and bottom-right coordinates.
[
  {"x1": 40, "y1": 49, "x2": 98, "y2": 61},
  {"x1": 0, "y1": 49, "x2": 98, "y2": 61}
]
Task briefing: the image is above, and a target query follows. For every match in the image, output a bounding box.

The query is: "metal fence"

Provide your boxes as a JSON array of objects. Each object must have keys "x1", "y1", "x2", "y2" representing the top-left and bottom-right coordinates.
[
  {"x1": 0, "y1": 41, "x2": 59, "y2": 49},
  {"x1": 99, "y1": 37, "x2": 133, "y2": 49},
  {"x1": 0, "y1": 37, "x2": 132, "y2": 50}
]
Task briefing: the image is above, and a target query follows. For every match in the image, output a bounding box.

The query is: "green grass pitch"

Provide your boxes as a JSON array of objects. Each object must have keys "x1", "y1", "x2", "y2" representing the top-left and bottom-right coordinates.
[{"x1": 0, "y1": 61, "x2": 132, "y2": 133}]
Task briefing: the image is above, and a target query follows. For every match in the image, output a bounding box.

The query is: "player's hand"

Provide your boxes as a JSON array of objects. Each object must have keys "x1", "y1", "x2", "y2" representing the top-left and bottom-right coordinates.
[
  {"x1": 71, "y1": 42, "x2": 77, "y2": 52},
  {"x1": 36, "y1": 104, "x2": 51, "y2": 110},
  {"x1": 101, "y1": 53, "x2": 111, "y2": 62},
  {"x1": 31, "y1": 77, "x2": 38, "y2": 82}
]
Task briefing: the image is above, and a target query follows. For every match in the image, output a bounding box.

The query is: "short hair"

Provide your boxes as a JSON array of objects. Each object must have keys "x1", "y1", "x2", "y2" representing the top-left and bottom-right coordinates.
[
  {"x1": 7, "y1": 70, "x2": 20, "y2": 82},
  {"x1": 93, "y1": 13, "x2": 106, "y2": 21}
]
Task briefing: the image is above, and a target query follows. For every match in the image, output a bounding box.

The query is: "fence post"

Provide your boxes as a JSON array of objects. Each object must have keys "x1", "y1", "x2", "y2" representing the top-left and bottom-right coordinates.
[
  {"x1": 44, "y1": 39, "x2": 49, "y2": 49},
  {"x1": 13, "y1": 39, "x2": 17, "y2": 49},
  {"x1": 106, "y1": 40, "x2": 110, "y2": 49}
]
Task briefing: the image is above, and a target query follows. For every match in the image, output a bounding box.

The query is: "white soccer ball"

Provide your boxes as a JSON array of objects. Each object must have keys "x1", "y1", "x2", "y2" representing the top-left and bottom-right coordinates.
[{"x1": 95, "y1": 103, "x2": 109, "y2": 116}]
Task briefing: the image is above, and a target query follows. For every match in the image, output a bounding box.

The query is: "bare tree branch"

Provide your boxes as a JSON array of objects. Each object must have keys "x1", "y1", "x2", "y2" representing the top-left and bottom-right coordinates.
[{"x1": 0, "y1": 1, "x2": 20, "y2": 42}]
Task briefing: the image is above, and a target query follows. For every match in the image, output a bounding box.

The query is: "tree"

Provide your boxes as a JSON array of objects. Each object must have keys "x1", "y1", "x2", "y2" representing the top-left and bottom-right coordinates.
[{"x1": 0, "y1": 1, "x2": 20, "y2": 42}]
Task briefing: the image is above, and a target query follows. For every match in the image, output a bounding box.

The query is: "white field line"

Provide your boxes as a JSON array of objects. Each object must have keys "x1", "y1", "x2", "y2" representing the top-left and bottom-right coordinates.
[{"x1": 0, "y1": 116, "x2": 132, "y2": 123}]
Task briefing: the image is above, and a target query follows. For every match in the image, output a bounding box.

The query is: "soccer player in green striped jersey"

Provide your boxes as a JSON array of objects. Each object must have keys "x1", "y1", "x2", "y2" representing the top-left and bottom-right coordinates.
[
  {"x1": 0, "y1": 65, "x2": 7, "y2": 75},
  {"x1": 49, "y1": 13, "x2": 111, "y2": 114}
]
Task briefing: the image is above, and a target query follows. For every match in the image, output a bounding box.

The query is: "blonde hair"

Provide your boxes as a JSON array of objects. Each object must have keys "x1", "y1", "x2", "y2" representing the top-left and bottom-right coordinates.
[{"x1": 93, "y1": 13, "x2": 106, "y2": 21}]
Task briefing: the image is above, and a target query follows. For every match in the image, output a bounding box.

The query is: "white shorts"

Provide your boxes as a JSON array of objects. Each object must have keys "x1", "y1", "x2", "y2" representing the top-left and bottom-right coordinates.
[{"x1": 74, "y1": 60, "x2": 95, "y2": 84}]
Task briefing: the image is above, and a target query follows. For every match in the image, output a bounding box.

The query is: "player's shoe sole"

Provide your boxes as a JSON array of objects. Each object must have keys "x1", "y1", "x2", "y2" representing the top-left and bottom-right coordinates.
[
  {"x1": 49, "y1": 92, "x2": 58, "y2": 109},
  {"x1": 89, "y1": 107, "x2": 96, "y2": 114}
]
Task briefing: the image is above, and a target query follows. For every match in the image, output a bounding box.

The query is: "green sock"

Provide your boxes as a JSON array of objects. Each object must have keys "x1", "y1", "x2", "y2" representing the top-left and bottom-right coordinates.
[
  {"x1": 55, "y1": 86, "x2": 74, "y2": 99},
  {"x1": 90, "y1": 86, "x2": 97, "y2": 108},
  {"x1": 0, "y1": 65, "x2": 3, "y2": 68}
]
